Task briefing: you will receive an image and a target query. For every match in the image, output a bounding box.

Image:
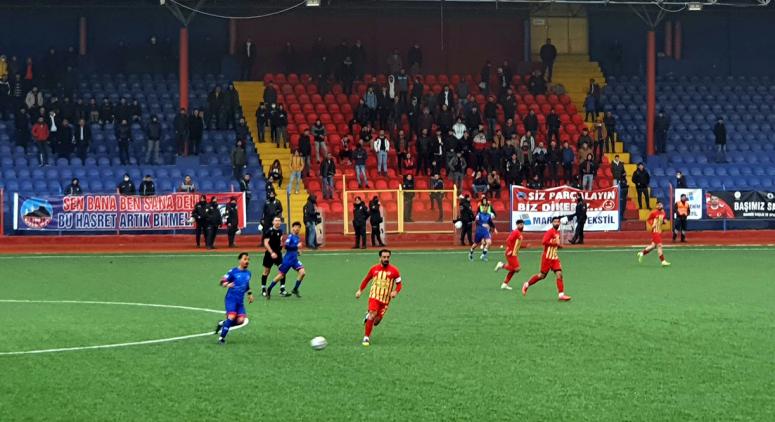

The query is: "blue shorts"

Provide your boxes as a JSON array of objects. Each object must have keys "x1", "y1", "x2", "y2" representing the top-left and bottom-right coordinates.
[
  {"x1": 474, "y1": 230, "x2": 491, "y2": 244},
  {"x1": 225, "y1": 299, "x2": 246, "y2": 317},
  {"x1": 278, "y1": 256, "x2": 304, "y2": 274}
]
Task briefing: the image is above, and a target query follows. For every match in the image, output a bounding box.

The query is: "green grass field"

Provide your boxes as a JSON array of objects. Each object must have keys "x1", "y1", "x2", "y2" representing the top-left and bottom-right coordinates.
[{"x1": 1, "y1": 247, "x2": 774, "y2": 421}]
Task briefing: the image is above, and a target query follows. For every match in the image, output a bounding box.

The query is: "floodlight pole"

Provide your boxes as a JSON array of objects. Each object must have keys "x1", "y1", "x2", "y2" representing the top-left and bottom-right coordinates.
[{"x1": 163, "y1": 0, "x2": 209, "y2": 112}]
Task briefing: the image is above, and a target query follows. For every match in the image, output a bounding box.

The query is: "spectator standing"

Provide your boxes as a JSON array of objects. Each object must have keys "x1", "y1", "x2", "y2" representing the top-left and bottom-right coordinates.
[
  {"x1": 145, "y1": 115, "x2": 161, "y2": 164},
  {"x1": 31, "y1": 117, "x2": 50, "y2": 166},
  {"x1": 579, "y1": 153, "x2": 597, "y2": 191},
  {"x1": 675, "y1": 171, "x2": 687, "y2": 189},
  {"x1": 473, "y1": 170, "x2": 488, "y2": 196},
  {"x1": 488, "y1": 170, "x2": 502, "y2": 199},
  {"x1": 289, "y1": 150, "x2": 304, "y2": 194},
  {"x1": 353, "y1": 141, "x2": 369, "y2": 188},
  {"x1": 547, "y1": 140, "x2": 561, "y2": 187},
  {"x1": 311, "y1": 119, "x2": 327, "y2": 163},
  {"x1": 484, "y1": 96, "x2": 498, "y2": 139},
  {"x1": 262, "y1": 191, "x2": 283, "y2": 229},
  {"x1": 632, "y1": 163, "x2": 651, "y2": 209},
  {"x1": 546, "y1": 109, "x2": 561, "y2": 143},
  {"x1": 189, "y1": 110, "x2": 205, "y2": 155},
  {"x1": 533, "y1": 142, "x2": 548, "y2": 183},
  {"x1": 320, "y1": 153, "x2": 336, "y2": 200},
  {"x1": 192, "y1": 194, "x2": 207, "y2": 247},
  {"x1": 115, "y1": 119, "x2": 132, "y2": 165},
  {"x1": 241, "y1": 38, "x2": 256, "y2": 80},
  {"x1": 231, "y1": 140, "x2": 247, "y2": 181},
  {"x1": 480, "y1": 61, "x2": 492, "y2": 95},
  {"x1": 139, "y1": 175, "x2": 156, "y2": 196},
  {"x1": 369, "y1": 196, "x2": 385, "y2": 247},
  {"x1": 584, "y1": 94, "x2": 597, "y2": 122},
  {"x1": 448, "y1": 151, "x2": 467, "y2": 190},
  {"x1": 386, "y1": 49, "x2": 403, "y2": 75},
  {"x1": 303, "y1": 195, "x2": 321, "y2": 249},
  {"x1": 402, "y1": 174, "x2": 415, "y2": 222},
  {"x1": 593, "y1": 118, "x2": 607, "y2": 161},
  {"x1": 416, "y1": 128, "x2": 431, "y2": 176},
  {"x1": 611, "y1": 154, "x2": 625, "y2": 185},
  {"x1": 372, "y1": 130, "x2": 390, "y2": 176},
  {"x1": 539, "y1": 39, "x2": 558, "y2": 82},
  {"x1": 271, "y1": 104, "x2": 288, "y2": 148},
  {"x1": 352, "y1": 196, "x2": 369, "y2": 249},
  {"x1": 224, "y1": 84, "x2": 240, "y2": 129},
  {"x1": 57, "y1": 118, "x2": 75, "y2": 159},
  {"x1": 64, "y1": 178, "x2": 83, "y2": 196},
  {"x1": 117, "y1": 173, "x2": 136, "y2": 195},
  {"x1": 179, "y1": 175, "x2": 197, "y2": 193},
  {"x1": 618, "y1": 172, "x2": 629, "y2": 221},
  {"x1": 429, "y1": 174, "x2": 445, "y2": 222},
  {"x1": 239, "y1": 174, "x2": 252, "y2": 208},
  {"x1": 604, "y1": 111, "x2": 617, "y2": 150},
  {"x1": 407, "y1": 43, "x2": 422, "y2": 74},
  {"x1": 654, "y1": 111, "x2": 671, "y2": 154},
  {"x1": 713, "y1": 117, "x2": 727, "y2": 163},
  {"x1": 255, "y1": 102, "x2": 269, "y2": 143},
  {"x1": 298, "y1": 128, "x2": 312, "y2": 177},
  {"x1": 523, "y1": 110, "x2": 538, "y2": 135},
  {"x1": 263, "y1": 84, "x2": 278, "y2": 106},
  {"x1": 25, "y1": 86, "x2": 43, "y2": 110},
  {"x1": 15, "y1": 106, "x2": 30, "y2": 151},
  {"x1": 396, "y1": 69, "x2": 409, "y2": 105},
  {"x1": 351, "y1": 40, "x2": 367, "y2": 79},
  {"x1": 205, "y1": 197, "x2": 221, "y2": 250},
  {"x1": 174, "y1": 108, "x2": 189, "y2": 156}
]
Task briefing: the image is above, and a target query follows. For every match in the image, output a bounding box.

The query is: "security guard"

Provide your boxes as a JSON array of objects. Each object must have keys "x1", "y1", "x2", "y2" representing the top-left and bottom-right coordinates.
[
  {"x1": 191, "y1": 194, "x2": 208, "y2": 247},
  {"x1": 205, "y1": 196, "x2": 221, "y2": 249},
  {"x1": 673, "y1": 194, "x2": 690, "y2": 242},
  {"x1": 224, "y1": 196, "x2": 240, "y2": 248},
  {"x1": 568, "y1": 195, "x2": 588, "y2": 245}
]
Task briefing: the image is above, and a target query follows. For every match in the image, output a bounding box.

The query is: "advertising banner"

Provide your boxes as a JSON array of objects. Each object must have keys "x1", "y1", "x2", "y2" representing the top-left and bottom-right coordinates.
[
  {"x1": 13, "y1": 192, "x2": 246, "y2": 231},
  {"x1": 510, "y1": 185, "x2": 620, "y2": 231},
  {"x1": 674, "y1": 188, "x2": 703, "y2": 220},
  {"x1": 706, "y1": 191, "x2": 775, "y2": 219}
]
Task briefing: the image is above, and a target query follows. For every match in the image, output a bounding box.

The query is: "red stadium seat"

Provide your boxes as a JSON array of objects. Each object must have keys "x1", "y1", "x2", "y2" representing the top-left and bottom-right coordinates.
[{"x1": 288, "y1": 74, "x2": 299, "y2": 84}]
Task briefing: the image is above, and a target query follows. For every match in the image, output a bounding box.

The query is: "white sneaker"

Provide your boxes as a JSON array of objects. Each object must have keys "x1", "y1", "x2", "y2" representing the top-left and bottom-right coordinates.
[
  {"x1": 661, "y1": 260, "x2": 671, "y2": 267},
  {"x1": 362, "y1": 336, "x2": 370, "y2": 347},
  {"x1": 637, "y1": 252, "x2": 644, "y2": 263},
  {"x1": 494, "y1": 261, "x2": 504, "y2": 272},
  {"x1": 500, "y1": 283, "x2": 513, "y2": 290}
]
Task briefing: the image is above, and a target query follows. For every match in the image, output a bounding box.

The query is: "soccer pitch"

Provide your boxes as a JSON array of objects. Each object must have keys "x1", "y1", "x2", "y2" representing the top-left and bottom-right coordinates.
[{"x1": 1, "y1": 247, "x2": 773, "y2": 421}]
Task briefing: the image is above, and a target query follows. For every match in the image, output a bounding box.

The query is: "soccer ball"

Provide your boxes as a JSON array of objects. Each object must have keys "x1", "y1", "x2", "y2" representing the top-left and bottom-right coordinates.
[
  {"x1": 454, "y1": 220, "x2": 463, "y2": 229},
  {"x1": 310, "y1": 336, "x2": 328, "y2": 351},
  {"x1": 560, "y1": 216, "x2": 569, "y2": 225}
]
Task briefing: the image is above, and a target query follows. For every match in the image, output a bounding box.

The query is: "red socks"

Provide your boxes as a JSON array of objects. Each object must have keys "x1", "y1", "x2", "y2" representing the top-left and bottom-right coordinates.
[
  {"x1": 659, "y1": 254, "x2": 665, "y2": 262},
  {"x1": 365, "y1": 319, "x2": 374, "y2": 337},
  {"x1": 504, "y1": 272, "x2": 515, "y2": 284},
  {"x1": 527, "y1": 274, "x2": 541, "y2": 286},
  {"x1": 556, "y1": 277, "x2": 564, "y2": 294}
]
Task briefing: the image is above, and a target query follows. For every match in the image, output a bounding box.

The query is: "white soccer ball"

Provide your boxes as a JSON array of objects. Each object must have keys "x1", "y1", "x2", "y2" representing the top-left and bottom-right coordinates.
[
  {"x1": 310, "y1": 336, "x2": 328, "y2": 351},
  {"x1": 454, "y1": 220, "x2": 463, "y2": 229},
  {"x1": 560, "y1": 217, "x2": 569, "y2": 225}
]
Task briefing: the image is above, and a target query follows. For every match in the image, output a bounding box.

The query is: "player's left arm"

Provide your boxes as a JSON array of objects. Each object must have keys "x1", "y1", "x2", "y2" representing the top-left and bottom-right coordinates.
[
  {"x1": 391, "y1": 276, "x2": 403, "y2": 298},
  {"x1": 247, "y1": 280, "x2": 254, "y2": 304}
]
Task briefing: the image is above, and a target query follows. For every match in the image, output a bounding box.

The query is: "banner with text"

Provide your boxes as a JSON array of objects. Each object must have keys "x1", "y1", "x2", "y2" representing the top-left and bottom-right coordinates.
[
  {"x1": 674, "y1": 188, "x2": 703, "y2": 220},
  {"x1": 706, "y1": 191, "x2": 775, "y2": 219},
  {"x1": 511, "y1": 185, "x2": 620, "y2": 231},
  {"x1": 13, "y1": 193, "x2": 246, "y2": 231}
]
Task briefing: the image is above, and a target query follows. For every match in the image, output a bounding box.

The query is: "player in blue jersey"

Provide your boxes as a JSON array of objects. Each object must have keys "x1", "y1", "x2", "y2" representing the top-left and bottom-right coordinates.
[
  {"x1": 214, "y1": 252, "x2": 254, "y2": 344},
  {"x1": 468, "y1": 211, "x2": 496, "y2": 262},
  {"x1": 267, "y1": 221, "x2": 306, "y2": 299}
]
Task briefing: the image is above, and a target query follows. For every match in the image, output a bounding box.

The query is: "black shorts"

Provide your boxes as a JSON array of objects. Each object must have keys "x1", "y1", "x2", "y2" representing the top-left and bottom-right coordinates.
[{"x1": 263, "y1": 251, "x2": 282, "y2": 268}]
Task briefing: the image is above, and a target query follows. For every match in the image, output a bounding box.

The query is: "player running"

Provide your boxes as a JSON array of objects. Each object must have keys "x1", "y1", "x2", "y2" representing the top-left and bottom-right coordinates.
[
  {"x1": 261, "y1": 216, "x2": 290, "y2": 297},
  {"x1": 267, "y1": 221, "x2": 306, "y2": 299},
  {"x1": 355, "y1": 249, "x2": 402, "y2": 347},
  {"x1": 637, "y1": 201, "x2": 671, "y2": 267},
  {"x1": 522, "y1": 216, "x2": 572, "y2": 301},
  {"x1": 495, "y1": 219, "x2": 525, "y2": 290},
  {"x1": 215, "y1": 252, "x2": 255, "y2": 344},
  {"x1": 468, "y1": 210, "x2": 496, "y2": 262}
]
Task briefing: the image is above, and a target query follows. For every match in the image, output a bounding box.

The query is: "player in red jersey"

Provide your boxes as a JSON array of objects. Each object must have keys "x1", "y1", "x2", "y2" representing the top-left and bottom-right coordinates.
[
  {"x1": 494, "y1": 219, "x2": 525, "y2": 290},
  {"x1": 522, "y1": 216, "x2": 572, "y2": 301},
  {"x1": 355, "y1": 249, "x2": 402, "y2": 347},
  {"x1": 637, "y1": 200, "x2": 671, "y2": 267}
]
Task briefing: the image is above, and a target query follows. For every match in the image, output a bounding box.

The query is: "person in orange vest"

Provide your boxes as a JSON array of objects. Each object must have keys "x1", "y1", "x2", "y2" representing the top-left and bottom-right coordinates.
[{"x1": 673, "y1": 194, "x2": 690, "y2": 242}]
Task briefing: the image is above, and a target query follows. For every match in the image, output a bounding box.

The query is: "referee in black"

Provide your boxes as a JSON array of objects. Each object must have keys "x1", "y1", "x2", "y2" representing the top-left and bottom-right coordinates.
[
  {"x1": 568, "y1": 195, "x2": 588, "y2": 245},
  {"x1": 261, "y1": 216, "x2": 290, "y2": 297}
]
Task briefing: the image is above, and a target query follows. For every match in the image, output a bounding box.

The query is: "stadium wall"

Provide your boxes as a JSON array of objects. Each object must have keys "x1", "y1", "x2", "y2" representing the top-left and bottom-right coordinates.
[{"x1": 589, "y1": 8, "x2": 775, "y2": 76}]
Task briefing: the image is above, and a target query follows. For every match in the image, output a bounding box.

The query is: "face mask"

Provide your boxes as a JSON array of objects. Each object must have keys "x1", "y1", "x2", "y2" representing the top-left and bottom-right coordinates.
[{"x1": 124, "y1": 177, "x2": 129, "y2": 182}]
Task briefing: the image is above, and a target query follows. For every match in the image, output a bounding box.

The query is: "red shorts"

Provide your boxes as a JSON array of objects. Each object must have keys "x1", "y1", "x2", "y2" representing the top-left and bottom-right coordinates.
[
  {"x1": 368, "y1": 298, "x2": 390, "y2": 319},
  {"x1": 651, "y1": 233, "x2": 663, "y2": 245},
  {"x1": 505, "y1": 256, "x2": 520, "y2": 271},
  {"x1": 540, "y1": 258, "x2": 562, "y2": 274}
]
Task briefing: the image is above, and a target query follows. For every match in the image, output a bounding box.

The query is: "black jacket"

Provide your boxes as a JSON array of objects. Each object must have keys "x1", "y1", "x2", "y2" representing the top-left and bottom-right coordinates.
[
  {"x1": 262, "y1": 199, "x2": 283, "y2": 225},
  {"x1": 117, "y1": 180, "x2": 136, "y2": 195},
  {"x1": 75, "y1": 124, "x2": 92, "y2": 146},
  {"x1": 174, "y1": 114, "x2": 189, "y2": 137},
  {"x1": 368, "y1": 201, "x2": 382, "y2": 225},
  {"x1": 632, "y1": 168, "x2": 650, "y2": 189},
  {"x1": 189, "y1": 115, "x2": 204, "y2": 140},
  {"x1": 353, "y1": 147, "x2": 367, "y2": 165},
  {"x1": 64, "y1": 184, "x2": 83, "y2": 195},
  {"x1": 299, "y1": 135, "x2": 312, "y2": 156},
  {"x1": 192, "y1": 200, "x2": 207, "y2": 223},
  {"x1": 320, "y1": 158, "x2": 336, "y2": 177},
  {"x1": 115, "y1": 123, "x2": 131, "y2": 142},
  {"x1": 225, "y1": 204, "x2": 239, "y2": 226},
  {"x1": 239, "y1": 178, "x2": 252, "y2": 201},
  {"x1": 206, "y1": 202, "x2": 222, "y2": 226},
  {"x1": 568, "y1": 200, "x2": 588, "y2": 223},
  {"x1": 139, "y1": 181, "x2": 155, "y2": 196},
  {"x1": 540, "y1": 43, "x2": 557, "y2": 63},
  {"x1": 714, "y1": 122, "x2": 727, "y2": 145},
  {"x1": 303, "y1": 200, "x2": 320, "y2": 225},
  {"x1": 352, "y1": 202, "x2": 369, "y2": 226}
]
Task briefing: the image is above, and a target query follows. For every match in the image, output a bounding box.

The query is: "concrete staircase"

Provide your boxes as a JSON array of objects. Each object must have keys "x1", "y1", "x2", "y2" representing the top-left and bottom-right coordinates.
[
  {"x1": 233, "y1": 81, "x2": 308, "y2": 227},
  {"x1": 553, "y1": 55, "x2": 659, "y2": 229}
]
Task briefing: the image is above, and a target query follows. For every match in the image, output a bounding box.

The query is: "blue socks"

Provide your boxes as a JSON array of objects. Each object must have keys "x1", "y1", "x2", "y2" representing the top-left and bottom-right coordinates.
[
  {"x1": 219, "y1": 318, "x2": 233, "y2": 339},
  {"x1": 267, "y1": 281, "x2": 277, "y2": 294},
  {"x1": 293, "y1": 280, "x2": 302, "y2": 291}
]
